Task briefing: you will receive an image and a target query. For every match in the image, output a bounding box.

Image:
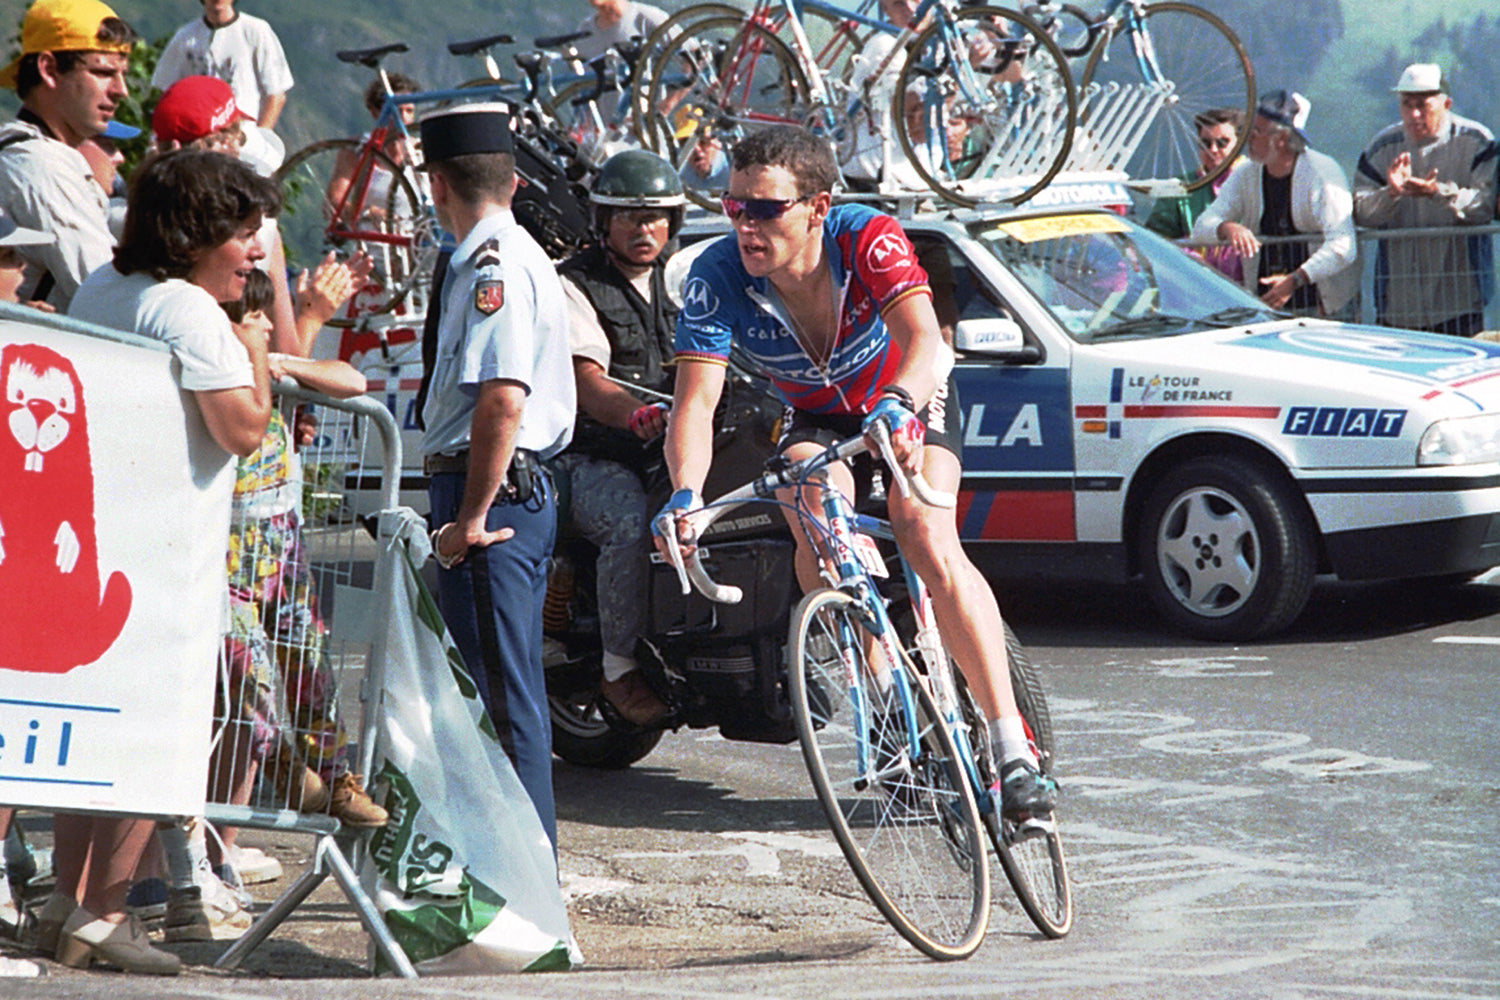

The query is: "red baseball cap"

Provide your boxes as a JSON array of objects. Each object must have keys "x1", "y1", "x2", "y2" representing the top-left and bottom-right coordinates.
[{"x1": 152, "y1": 75, "x2": 251, "y2": 145}]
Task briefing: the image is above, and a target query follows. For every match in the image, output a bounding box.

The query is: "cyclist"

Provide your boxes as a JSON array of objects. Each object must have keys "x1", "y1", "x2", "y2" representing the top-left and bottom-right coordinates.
[
  {"x1": 656, "y1": 124, "x2": 1057, "y2": 820},
  {"x1": 552, "y1": 150, "x2": 685, "y2": 726}
]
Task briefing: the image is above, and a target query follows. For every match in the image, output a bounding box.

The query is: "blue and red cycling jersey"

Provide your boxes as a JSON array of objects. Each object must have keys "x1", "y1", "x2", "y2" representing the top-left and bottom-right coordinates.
[{"x1": 674, "y1": 203, "x2": 931, "y2": 415}]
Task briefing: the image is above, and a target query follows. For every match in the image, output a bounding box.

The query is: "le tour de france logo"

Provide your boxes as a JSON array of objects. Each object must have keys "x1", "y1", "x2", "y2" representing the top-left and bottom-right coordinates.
[{"x1": 1, "y1": 343, "x2": 132, "y2": 673}]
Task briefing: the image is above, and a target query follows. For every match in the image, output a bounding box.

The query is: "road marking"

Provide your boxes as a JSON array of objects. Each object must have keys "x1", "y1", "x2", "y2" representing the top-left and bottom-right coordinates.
[
  {"x1": 1139, "y1": 729, "x2": 1310, "y2": 755},
  {"x1": 1433, "y1": 635, "x2": 1500, "y2": 645},
  {"x1": 615, "y1": 831, "x2": 842, "y2": 878},
  {"x1": 1260, "y1": 748, "x2": 1430, "y2": 778}
]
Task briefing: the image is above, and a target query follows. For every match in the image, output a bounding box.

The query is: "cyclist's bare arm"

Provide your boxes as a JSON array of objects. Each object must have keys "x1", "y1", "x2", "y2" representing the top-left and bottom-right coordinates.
[{"x1": 658, "y1": 356, "x2": 726, "y2": 553}]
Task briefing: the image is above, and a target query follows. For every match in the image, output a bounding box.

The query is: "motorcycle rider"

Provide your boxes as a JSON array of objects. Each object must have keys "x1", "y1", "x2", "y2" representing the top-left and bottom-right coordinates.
[{"x1": 552, "y1": 149, "x2": 684, "y2": 727}]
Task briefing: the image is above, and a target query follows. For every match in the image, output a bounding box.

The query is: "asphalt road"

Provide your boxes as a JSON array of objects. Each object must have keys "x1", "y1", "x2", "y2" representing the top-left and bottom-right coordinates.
[{"x1": 6, "y1": 573, "x2": 1498, "y2": 998}]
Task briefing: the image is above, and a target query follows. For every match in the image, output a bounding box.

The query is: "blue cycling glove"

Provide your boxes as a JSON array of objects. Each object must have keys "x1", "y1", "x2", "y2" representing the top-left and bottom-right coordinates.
[
  {"x1": 863, "y1": 394, "x2": 925, "y2": 452},
  {"x1": 652, "y1": 487, "x2": 701, "y2": 538}
]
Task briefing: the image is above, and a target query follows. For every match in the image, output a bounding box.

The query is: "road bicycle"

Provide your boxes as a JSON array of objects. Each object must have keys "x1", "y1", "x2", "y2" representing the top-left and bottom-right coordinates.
[
  {"x1": 637, "y1": 0, "x2": 1075, "y2": 208},
  {"x1": 658, "y1": 424, "x2": 1072, "y2": 957},
  {"x1": 274, "y1": 34, "x2": 595, "y2": 324},
  {"x1": 1026, "y1": 0, "x2": 1254, "y2": 191}
]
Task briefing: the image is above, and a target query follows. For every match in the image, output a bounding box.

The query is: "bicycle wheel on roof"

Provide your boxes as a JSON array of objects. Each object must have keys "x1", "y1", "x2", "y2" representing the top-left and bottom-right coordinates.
[
  {"x1": 893, "y1": 5, "x2": 1076, "y2": 207},
  {"x1": 789, "y1": 588, "x2": 990, "y2": 960},
  {"x1": 274, "y1": 138, "x2": 434, "y2": 326},
  {"x1": 628, "y1": 1, "x2": 743, "y2": 145},
  {"x1": 1080, "y1": 1, "x2": 1253, "y2": 192},
  {"x1": 645, "y1": 14, "x2": 813, "y2": 162}
]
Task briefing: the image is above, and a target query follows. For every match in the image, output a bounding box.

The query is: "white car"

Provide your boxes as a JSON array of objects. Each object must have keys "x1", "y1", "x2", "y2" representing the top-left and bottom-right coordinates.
[{"x1": 683, "y1": 196, "x2": 1500, "y2": 639}]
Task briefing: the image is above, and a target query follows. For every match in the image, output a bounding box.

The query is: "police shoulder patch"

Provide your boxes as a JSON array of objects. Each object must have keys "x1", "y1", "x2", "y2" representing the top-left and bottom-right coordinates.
[{"x1": 475, "y1": 279, "x2": 505, "y2": 315}]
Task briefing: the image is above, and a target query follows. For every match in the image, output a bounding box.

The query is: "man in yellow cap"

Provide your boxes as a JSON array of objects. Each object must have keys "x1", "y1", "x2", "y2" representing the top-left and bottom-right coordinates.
[{"x1": 0, "y1": 0, "x2": 138, "y2": 309}]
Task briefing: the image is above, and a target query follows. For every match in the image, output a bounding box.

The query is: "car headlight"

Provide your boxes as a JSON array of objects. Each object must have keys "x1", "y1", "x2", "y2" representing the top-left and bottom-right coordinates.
[{"x1": 1418, "y1": 413, "x2": 1500, "y2": 466}]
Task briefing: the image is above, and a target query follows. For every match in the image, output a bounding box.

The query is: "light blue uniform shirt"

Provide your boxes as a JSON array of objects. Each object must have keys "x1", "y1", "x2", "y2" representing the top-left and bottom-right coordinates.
[{"x1": 420, "y1": 208, "x2": 575, "y2": 460}]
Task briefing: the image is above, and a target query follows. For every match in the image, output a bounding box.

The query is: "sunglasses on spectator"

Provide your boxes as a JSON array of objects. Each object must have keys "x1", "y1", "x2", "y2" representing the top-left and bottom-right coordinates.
[
  {"x1": 1198, "y1": 136, "x2": 1234, "y2": 150},
  {"x1": 720, "y1": 194, "x2": 813, "y2": 221}
]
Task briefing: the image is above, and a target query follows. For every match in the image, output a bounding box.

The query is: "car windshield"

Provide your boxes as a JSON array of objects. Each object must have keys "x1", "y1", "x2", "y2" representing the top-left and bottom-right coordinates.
[{"x1": 972, "y1": 213, "x2": 1274, "y2": 343}]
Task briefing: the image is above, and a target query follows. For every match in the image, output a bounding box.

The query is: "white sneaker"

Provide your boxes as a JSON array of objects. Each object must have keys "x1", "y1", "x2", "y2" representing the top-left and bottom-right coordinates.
[
  {"x1": 226, "y1": 845, "x2": 283, "y2": 885},
  {"x1": 164, "y1": 872, "x2": 253, "y2": 943}
]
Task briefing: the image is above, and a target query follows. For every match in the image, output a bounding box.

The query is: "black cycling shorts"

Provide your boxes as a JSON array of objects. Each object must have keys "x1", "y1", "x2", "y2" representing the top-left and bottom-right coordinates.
[{"x1": 775, "y1": 377, "x2": 961, "y2": 501}]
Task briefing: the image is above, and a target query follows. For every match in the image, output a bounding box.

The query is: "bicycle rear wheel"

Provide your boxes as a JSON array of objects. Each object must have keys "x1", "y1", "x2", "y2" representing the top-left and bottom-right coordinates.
[
  {"x1": 274, "y1": 138, "x2": 435, "y2": 326},
  {"x1": 1079, "y1": 2, "x2": 1253, "y2": 191},
  {"x1": 893, "y1": 5, "x2": 1076, "y2": 207},
  {"x1": 789, "y1": 588, "x2": 990, "y2": 960},
  {"x1": 958, "y1": 622, "x2": 1072, "y2": 937}
]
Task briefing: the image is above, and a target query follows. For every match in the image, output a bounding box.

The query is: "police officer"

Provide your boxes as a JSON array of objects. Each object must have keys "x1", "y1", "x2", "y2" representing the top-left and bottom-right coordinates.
[
  {"x1": 420, "y1": 103, "x2": 575, "y2": 847},
  {"x1": 552, "y1": 150, "x2": 685, "y2": 727}
]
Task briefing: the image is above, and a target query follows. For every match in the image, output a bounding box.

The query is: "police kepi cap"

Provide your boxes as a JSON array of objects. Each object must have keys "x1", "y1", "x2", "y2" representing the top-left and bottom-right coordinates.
[
  {"x1": 153, "y1": 76, "x2": 252, "y2": 146},
  {"x1": 419, "y1": 103, "x2": 514, "y2": 166},
  {"x1": 1393, "y1": 63, "x2": 1445, "y2": 94},
  {"x1": 0, "y1": 0, "x2": 133, "y2": 89}
]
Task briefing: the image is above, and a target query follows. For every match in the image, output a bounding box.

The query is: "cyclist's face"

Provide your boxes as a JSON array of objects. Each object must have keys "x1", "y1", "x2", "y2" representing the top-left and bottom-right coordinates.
[
  {"x1": 606, "y1": 208, "x2": 672, "y2": 266},
  {"x1": 727, "y1": 165, "x2": 827, "y2": 281}
]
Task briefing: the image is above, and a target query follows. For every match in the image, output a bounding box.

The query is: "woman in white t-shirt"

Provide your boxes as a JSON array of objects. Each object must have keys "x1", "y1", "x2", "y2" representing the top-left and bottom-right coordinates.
[{"x1": 57, "y1": 149, "x2": 279, "y2": 977}]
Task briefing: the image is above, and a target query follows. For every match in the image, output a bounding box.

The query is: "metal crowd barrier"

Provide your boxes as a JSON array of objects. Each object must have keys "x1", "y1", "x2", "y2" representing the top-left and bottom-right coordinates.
[
  {"x1": 1180, "y1": 220, "x2": 1500, "y2": 333},
  {"x1": 204, "y1": 380, "x2": 415, "y2": 978}
]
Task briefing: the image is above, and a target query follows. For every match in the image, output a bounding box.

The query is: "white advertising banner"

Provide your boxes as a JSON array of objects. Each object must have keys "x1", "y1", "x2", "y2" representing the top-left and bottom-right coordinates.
[{"x1": 0, "y1": 312, "x2": 235, "y2": 817}]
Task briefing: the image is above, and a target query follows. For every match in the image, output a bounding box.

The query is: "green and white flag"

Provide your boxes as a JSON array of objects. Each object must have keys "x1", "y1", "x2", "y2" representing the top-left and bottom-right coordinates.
[{"x1": 360, "y1": 509, "x2": 580, "y2": 974}]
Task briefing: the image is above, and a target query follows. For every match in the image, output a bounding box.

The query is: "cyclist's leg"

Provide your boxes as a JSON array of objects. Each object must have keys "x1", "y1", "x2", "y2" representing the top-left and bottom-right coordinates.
[
  {"x1": 773, "y1": 432, "x2": 858, "y2": 597},
  {"x1": 887, "y1": 444, "x2": 1057, "y2": 816}
]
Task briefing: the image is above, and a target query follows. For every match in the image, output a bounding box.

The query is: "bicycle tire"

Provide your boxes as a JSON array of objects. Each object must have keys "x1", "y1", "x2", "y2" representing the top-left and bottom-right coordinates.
[
  {"x1": 785, "y1": 5, "x2": 868, "y2": 87},
  {"x1": 789, "y1": 588, "x2": 990, "y2": 960},
  {"x1": 274, "y1": 138, "x2": 434, "y2": 325},
  {"x1": 1079, "y1": 1, "x2": 1253, "y2": 192},
  {"x1": 893, "y1": 5, "x2": 1076, "y2": 207},
  {"x1": 955, "y1": 623, "x2": 1073, "y2": 938},
  {"x1": 645, "y1": 14, "x2": 812, "y2": 161},
  {"x1": 1023, "y1": 2, "x2": 1097, "y2": 58},
  {"x1": 628, "y1": 2, "x2": 743, "y2": 146}
]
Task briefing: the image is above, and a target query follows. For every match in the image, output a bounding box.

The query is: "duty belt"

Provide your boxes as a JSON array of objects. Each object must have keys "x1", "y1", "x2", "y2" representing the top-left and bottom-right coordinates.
[{"x1": 422, "y1": 448, "x2": 546, "y2": 504}]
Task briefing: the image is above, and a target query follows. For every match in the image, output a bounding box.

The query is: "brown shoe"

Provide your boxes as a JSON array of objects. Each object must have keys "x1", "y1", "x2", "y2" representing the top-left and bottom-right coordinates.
[
  {"x1": 271, "y1": 745, "x2": 329, "y2": 813},
  {"x1": 326, "y1": 773, "x2": 388, "y2": 828},
  {"x1": 600, "y1": 671, "x2": 669, "y2": 727}
]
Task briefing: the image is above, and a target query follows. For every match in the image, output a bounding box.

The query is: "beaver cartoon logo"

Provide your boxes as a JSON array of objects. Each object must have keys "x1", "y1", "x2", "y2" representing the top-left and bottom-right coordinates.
[{"x1": 0, "y1": 343, "x2": 132, "y2": 673}]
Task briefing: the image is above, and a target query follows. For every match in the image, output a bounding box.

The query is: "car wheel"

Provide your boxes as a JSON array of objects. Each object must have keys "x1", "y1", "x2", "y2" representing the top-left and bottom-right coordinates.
[{"x1": 1137, "y1": 455, "x2": 1316, "y2": 640}]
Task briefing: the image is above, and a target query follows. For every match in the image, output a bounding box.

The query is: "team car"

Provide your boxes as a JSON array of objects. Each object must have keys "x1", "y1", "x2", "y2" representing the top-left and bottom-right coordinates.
[{"x1": 676, "y1": 190, "x2": 1500, "y2": 640}]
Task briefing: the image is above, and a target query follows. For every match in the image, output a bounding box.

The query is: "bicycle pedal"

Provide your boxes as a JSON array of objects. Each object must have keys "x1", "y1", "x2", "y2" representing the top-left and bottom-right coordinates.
[{"x1": 1010, "y1": 815, "x2": 1056, "y2": 843}]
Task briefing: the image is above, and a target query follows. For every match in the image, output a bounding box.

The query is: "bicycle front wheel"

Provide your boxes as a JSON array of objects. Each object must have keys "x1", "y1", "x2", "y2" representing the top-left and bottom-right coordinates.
[
  {"x1": 789, "y1": 588, "x2": 990, "y2": 960},
  {"x1": 1080, "y1": 2, "x2": 1253, "y2": 191},
  {"x1": 274, "y1": 138, "x2": 434, "y2": 325},
  {"x1": 893, "y1": 6, "x2": 1076, "y2": 207},
  {"x1": 958, "y1": 622, "x2": 1072, "y2": 937}
]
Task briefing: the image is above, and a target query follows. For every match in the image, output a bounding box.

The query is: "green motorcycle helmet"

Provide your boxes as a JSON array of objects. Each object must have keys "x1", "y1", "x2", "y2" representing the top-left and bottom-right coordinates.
[{"x1": 590, "y1": 149, "x2": 687, "y2": 238}]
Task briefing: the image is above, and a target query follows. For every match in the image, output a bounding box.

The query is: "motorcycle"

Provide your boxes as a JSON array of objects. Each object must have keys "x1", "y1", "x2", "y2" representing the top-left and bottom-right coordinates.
[{"x1": 543, "y1": 362, "x2": 800, "y2": 769}]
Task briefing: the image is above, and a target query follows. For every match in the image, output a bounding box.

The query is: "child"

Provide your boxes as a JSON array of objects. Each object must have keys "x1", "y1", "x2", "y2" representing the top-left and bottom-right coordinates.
[{"x1": 218, "y1": 269, "x2": 383, "y2": 835}]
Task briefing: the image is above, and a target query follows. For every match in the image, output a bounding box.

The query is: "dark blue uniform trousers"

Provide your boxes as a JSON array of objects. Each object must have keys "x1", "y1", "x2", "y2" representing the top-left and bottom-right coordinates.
[{"x1": 428, "y1": 471, "x2": 558, "y2": 850}]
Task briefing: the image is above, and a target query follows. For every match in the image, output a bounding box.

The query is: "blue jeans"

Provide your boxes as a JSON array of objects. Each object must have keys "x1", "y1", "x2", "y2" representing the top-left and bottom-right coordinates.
[{"x1": 428, "y1": 470, "x2": 558, "y2": 849}]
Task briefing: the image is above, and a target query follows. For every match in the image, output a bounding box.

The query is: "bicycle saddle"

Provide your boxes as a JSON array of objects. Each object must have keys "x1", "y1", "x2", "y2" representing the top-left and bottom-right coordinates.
[
  {"x1": 448, "y1": 33, "x2": 516, "y2": 56},
  {"x1": 336, "y1": 43, "x2": 409, "y2": 68},
  {"x1": 535, "y1": 30, "x2": 590, "y2": 50}
]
